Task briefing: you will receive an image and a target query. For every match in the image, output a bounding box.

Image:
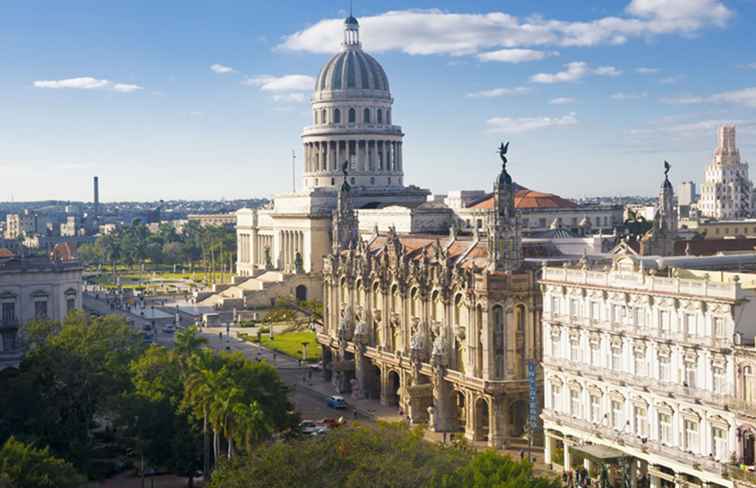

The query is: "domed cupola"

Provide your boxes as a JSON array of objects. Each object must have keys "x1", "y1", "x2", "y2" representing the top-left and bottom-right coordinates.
[
  {"x1": 314, "y1": 15, "x2": 391, "y2": 101},
  {"x1": 302, "y1": 14, "x2": 405, "y2": 191}
]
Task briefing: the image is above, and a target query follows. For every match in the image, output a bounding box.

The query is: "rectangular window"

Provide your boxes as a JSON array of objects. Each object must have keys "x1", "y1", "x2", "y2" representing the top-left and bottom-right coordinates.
[
  {"x1": 612, "y1": 305, "x2": 625, "y2": 324},
  {"x1": 634, "y1": 406, "x2": 648, "y2": 437},
  {"x1": 551, "y1": 384, "x2": 561, "y2": 412},
  {"x1": 589, "y1": 395, "x2": 601, "y2": 423},
  {"x1": 1, "y1": 302, "x2": 15, "y2": 322},
  {"x1": 634, "y1": 353, "x2": 646, "y2": 377},
  {"x1": 712, "y1": 426, "x2": 727, "y2": 460},
  {"x1": 570, "y1": 299, "x2": 581, "y2": 320},
  {"x1": 570, "y1": 389, "x2": 581, "y2": 418},
  {"x1": 659, "y1": 356, "x2": 671, "y2": 383},
  {"x1": 659, "y1": 413, "x2": 672, "y2": 444},
  {"x1": 551, "y1": 335, "x2": 560, "y2": 359},
  {"x1": 713, "y1": 366, "x2": 726, "y2": 394},
  {"x1": 611, "y1": 347, "x2": 622, "y2": 371},
  {"x1": 34, "y1": 300, "x2": 47, "y2": 319},
  {"x1": 590, "y1": 342, "x2": 600, "y2": 367},
  {"x1": 611, "y1": 400, "x2": 624, "y2": 431},
  {"x1": 683, "y1": 313, "x2": 697, "y2": 336},
  {"x1": 685, "y1": 363, "x2": 697, "y2": 388},
  {"x1": 684, "y1": 420, "x2": 699, "y2": 453},
  {"x1": 550, "y1": 296, "x2": 560, "y2": 317},
  {"x1": 590, "y1": 301, "x2": 600, "y2": 322},
  {"x1": 570, "y1": 341, "x2": 580, "y2": 362},
  {"x1": 713, "y1": 317, "x2": 727, "y2": 338},
  {"x1": 632, "y1": 306, "x2": 645, "y2": 328},
  {"x1": 659, "y1": 310, "x2": 671, "y2": 333}
]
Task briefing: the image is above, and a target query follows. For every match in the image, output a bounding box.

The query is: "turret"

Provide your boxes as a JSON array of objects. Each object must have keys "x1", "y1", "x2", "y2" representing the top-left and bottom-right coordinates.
[{"x1": 487, "y1": 142, "x2": 523, "y2": 272}]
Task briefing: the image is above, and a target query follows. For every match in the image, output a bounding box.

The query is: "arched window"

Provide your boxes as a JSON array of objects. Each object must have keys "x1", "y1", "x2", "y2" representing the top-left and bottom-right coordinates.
[
  {"x1": 377, "y1": 109, "x2": 383, "y2": 124},
  {"x1": 321, "y1": 109, "x2": 327, "y2": 124},
  {"x1": 364, "y1": 108, "x2": 371, "y2": 123},
  {"x1": 348, "y1": 108, "x2": 356, "y2": 123},
  {"x1": 334, "y1": 108, "x2": 341, "y2": 124}
]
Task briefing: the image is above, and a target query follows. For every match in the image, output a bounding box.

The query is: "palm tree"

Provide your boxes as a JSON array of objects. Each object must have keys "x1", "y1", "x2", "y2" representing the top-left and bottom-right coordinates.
[
  {"x1": 175, "y1": 326, "x2": 207, "y2": 361},
  {"x1": 183, "y1": 361, "x2": 217, "y2": 480},
  {"x1": 233, "y1": 400, "x2": 271, "y2": 455},
  {"x1": 210, "y1": 384, "x2": 243, "y2": 460}
]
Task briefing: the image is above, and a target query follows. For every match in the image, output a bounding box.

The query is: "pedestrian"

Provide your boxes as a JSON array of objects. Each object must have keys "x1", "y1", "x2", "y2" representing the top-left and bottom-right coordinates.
[
  {"x1": 307, "y1": 368, "x2": 312, "y2": 380},
  {"x1": 519, "y1": 449, "x2": 525, "y2": 461},
  {"x1": 353, "y1": 408, "x2": 358, "y2": 419},
  {"x1": 219, "y1": 332, "x2": 222, "y2": 341}
]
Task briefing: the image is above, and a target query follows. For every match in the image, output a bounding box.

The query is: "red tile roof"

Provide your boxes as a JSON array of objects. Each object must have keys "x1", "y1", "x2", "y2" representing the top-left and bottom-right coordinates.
[{"x1": 469, "y1": 190, "x2": 578, "y2": 210}]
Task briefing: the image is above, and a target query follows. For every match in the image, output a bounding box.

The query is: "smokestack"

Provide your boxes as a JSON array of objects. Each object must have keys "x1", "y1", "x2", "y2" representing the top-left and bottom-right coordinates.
[{"x1": 93, "y1": 176, "x2": 100, "y2": 220}]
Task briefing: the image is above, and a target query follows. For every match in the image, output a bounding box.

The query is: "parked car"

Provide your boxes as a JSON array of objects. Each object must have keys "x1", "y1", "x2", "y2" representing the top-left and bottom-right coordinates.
[
  {"x1": 326, "y1": 395, "x2": 347, "y2": 409},
  {"x1": 299, "y1": 420, "x2": 320, "y2": 436},
  {"x1": 309, "y1": 361, "x2": 323, "y2": 371},
  {"x1": 162, "y1": 324, "x2": 176, "y2": 334},
  {"x1": 319, "y1": 417, "x2": 344, "y2": 429}
]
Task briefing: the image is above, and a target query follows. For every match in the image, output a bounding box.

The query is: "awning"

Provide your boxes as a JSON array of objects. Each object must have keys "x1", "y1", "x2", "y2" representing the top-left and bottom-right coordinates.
[{"x1": 572, "y1": 444, "x2": 628, "y2": 463}]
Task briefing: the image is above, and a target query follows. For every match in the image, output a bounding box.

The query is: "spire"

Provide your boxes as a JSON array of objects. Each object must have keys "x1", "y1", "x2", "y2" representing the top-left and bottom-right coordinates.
[
  {"x1": 487, "y1": 141, "x2": 522, "y2": 272},
  {"x1": 640, "y1": 161, "x2": 677, "y2": 256},
  {"x1": 333, "y1": 161, "x2": 359, "y2": 254}
]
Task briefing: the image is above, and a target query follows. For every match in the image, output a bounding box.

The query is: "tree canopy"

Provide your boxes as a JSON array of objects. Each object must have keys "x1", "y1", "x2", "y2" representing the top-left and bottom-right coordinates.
[{"x1": 0, "y1": 437, "x2": 84, "y2": 488}]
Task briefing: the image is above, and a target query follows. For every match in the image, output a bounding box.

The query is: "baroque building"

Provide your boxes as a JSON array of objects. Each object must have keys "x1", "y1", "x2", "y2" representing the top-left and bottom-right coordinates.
[
  {"x1": 540, "y1": 170, "x2": 756, "y2": 488},
  {"x1": 700, "y1": 125, "x2": 752, "y2": 220},
  {"x1": 317, "y1": 150, "x2": 543, "y2": 447}
]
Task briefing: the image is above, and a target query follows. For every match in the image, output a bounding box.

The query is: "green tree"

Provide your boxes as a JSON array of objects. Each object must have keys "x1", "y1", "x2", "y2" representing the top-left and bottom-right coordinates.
[
  {"x1": 0, "y1": 437, "x2": 84, "y2": 488},
  {"x1": 439, "y1": 450, "x2": 561, "y2": 488}
]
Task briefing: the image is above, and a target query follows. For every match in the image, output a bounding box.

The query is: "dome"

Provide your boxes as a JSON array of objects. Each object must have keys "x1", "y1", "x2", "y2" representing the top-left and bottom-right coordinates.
[{"x1": 315, "y1": 48, "x2": 390, "y2": 95}]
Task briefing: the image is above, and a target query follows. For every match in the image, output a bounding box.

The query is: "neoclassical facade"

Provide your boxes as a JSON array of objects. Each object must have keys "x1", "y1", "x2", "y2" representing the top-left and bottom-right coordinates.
[
  {"x1": 0, "y1": 248, "x2": 83, "y2": 369},
  {"x1": 236, "y1": 15, "x2": 428, "y2": 278},
  {"x1": 317, "y1": 154, "x2": 543, "y2": 447}
]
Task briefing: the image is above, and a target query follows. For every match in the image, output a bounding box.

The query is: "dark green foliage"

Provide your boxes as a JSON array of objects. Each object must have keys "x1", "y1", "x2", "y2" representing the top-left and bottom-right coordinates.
[
  {"x1": 438, "y1": 450, "x2": 560, "y2": 488},
  {"x1": 0, "y1": 437, "x2": 84, "y2": 488}
]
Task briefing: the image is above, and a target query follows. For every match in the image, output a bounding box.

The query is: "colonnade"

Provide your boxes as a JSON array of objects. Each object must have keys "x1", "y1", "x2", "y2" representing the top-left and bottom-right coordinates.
[
  {"x1": 303, "y1": 139, "x2": 403, "y2": 174},
  {"x1": 253, "y1": 234, "x2": 272, "y2": 268},
  {"x1": 279, "y1": 230, "x2": 304, "y2": 273}
]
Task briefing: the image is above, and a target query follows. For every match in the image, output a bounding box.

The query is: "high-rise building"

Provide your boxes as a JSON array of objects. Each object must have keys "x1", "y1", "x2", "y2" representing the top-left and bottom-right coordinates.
[
  {"x1": 700, "y1": 125, "x2": 752, "y2": 219},
  {"x1": 678, "y1": 181, "x2": 696, "y2": 207}
]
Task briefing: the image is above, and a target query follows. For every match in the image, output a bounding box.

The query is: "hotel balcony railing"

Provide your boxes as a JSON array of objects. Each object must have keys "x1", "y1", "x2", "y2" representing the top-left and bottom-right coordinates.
[
  {"x1": 0, "y1": 317, "x2": 18, "y2": 330},
  {"x1": 541, "y1": 410, "x2": 728, "y2": 476},
  {"x1": 542, "y1": 357, "x2": 736, "y2": 408},
  {"x1": 546, "y1": 314, "x2": 733, "y2": 349}
]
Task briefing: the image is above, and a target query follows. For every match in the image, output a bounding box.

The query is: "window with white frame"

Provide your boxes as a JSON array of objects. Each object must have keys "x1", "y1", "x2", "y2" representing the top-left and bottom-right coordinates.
[
  {"x1": 659, "y1": 355, "x2": 671, "y2": 383},
  {"x1": 34, "y1": 300, "x2": 48, "y2": 319},
  {"x1": 712, "y1": 426, "x2": 728, "y2": 460},
  {"x1": 551, "y1": 334, "x2": 560, "y2": 359},
  {"x1": 590, "y1": 301, "x2": 600, "y2": 322},
  {"x1": 713, "y1": 366, "x2": 726, "y2": 394},
  {"x1": 590, "y1": 394, "x2": 601, "y2": 423},
  {"x1": 612, "y1": 305, "x2": 625, "y2": 324},
  {"x1": 570, "y1": 389, "x2": 581, "y2": 417},
  {"x1": 632, "y1": 306, "x2": 645, "y2": 328},
  {"x1": 611, "y1": 399, "x2": 624, "y2": 430},
  {"x1": 684, "y1": 419, "x2": 700, "y2": 453},
  {"x1": 551, "y1": 383, "x2": 561, "y2": 412},
  {"x1": 658, "y1": 412, "x2": 672, "y2": 444},
  {"x1": 634, "y1": 351, "x2": 646, "y2": 377},
  {"x1": 659, "y1": 310, "x2": 671, "y2": 334},
  {"x1": 685, "y1": 361, "x2": 697, "y2": 388},
  {"x1": 590, "y1": 342, "x2": 600, "y2": 366},
  {"x1": 611, "y1": 346, "x2": 622, "y2": 371},
  {"x1": 713, "y1": 317, "x2": 727, "y2": 338},
  {"x1": 570, "y1": 299, "x2": 581, "y2": 320},
  {"x1": 683, "y1": 313, "x2": 697, "y2": 337},
  {"x1": 634, "y1": 405, "x2": 648, "y2": 437},
  {"x1": 551, "y1": 296, "x2": 561, "y2": 317},
  {"x1": 570, "y1": 339, "x2": 580, "y2": 362}
]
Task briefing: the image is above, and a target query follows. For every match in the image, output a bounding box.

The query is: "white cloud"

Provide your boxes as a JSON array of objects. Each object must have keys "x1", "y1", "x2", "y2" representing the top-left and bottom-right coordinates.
[
  {"x1": 466, "y1": 86, "x2": 530, "y2": 98},
  {"x1": 550, "y1": 97, "x2": 576, "y2": 104},
  {"x1": 279, "y1": 5, "x2": 732, "y2": 57},
  {"x1": 477, "y1": 49, "x2": 555, "y2": 63},
  {"x1": 626, "y1": 0, "x2": 732, "y2": 27},
  {"x1": 33, "y1": 77, "x2": 143, "y2": 92},
  {"x1": 486, "y1": 112, "x2": 577, "y2": 133},
  {"x1": 244, "y1": 74, "x2": 315, "y2": 92},
  {"x1": 210, "y1": 64, "x2": 236, "y2": 74},
  {"x1": 660, "y1": 87, "x2": 756, "y2": 108},
  {"x1": 530, "y1": 62, "x2": 620, "y2": 83},
  {"x1": 659, "y1": 74, "x2": 684, "y2": 84},
  {"x1": 272, "y1": 93, "x2": 308, "y2": 103},
  {"x1": 531, "y1": 62, "x2": 589, "y2": 83},
  {"x1": 611, "y1": 91, "x2": 647, "y2": 100},
  {"x1": 636, "y1": 67, "x2": 658, "y2": 74},
  {"x1": 738, "y1": 62, "x2": 756, "y2": 70},
  {"x1": 594, "y1": 66, "x2": 622, "y2": 76}
]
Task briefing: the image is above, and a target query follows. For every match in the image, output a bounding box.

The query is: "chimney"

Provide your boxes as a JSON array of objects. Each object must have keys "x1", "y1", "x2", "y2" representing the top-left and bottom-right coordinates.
[{"x1": 93, "y1": 176, "x2": 100, "y2": 219}]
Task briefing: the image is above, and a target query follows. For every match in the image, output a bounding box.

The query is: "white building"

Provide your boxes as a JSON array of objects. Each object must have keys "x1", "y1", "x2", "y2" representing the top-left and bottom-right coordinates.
[
  {"x1": 236, "y1": 15, "x2": 430, "y2": 279},
  {"x1": 0, "y1": 246, "x2": 83, "y2": 369},
  {"x1": 700, "y1": 125, "x2": 752, "y2": 220}
]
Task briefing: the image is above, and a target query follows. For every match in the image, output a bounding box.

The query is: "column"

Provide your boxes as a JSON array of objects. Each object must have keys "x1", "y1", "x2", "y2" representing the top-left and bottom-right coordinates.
[
  {"x1": 563, "y1": 441, "x2": 572, "y2": 472},
  {"x1": 335, "y1": 140, "x2": 341, "y2": 170},
  {"x1": 544, "y1": 434, "x2": 553, "y2": 467},
  {"x1": 629, "y1": 460, "x2": 638, "y2": 488},
  {"x1": 398, "y1": 142, "x2": 403, "y2": 172},
  {"x1": 649, "y1": 475, "x2": 661, "y2": 488}
]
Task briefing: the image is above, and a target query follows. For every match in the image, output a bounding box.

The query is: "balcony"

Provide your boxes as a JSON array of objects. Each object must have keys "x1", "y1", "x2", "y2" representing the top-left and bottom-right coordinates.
[{"x1": 0, "y1": 317, "x2": 18, "y2": 330}]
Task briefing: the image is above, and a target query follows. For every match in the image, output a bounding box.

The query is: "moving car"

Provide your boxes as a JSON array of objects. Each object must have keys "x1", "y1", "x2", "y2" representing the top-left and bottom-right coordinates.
[{"x1": 326, "y1": 395, "x2": 346, "y2": 409}]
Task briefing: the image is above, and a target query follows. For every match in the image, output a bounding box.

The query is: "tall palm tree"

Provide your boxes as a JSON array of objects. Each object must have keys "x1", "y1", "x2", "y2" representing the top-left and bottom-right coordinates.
[
  {"x1": 233, "y1": 400, "x2": 271, "y2": 455},
  {"x1": 210, "y1": 384, "x2": 243, "y2": 460},
  {"x1": 183, "y1": 361, "x2": 217, "y2": 480}
]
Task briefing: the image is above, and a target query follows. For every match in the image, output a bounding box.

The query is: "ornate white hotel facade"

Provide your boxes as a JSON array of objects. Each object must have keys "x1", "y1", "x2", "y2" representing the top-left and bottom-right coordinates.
[
  {"x1": 700, "y1": 125, "x2": 752, "y2": 220},
  {"x1": 540, "y1": 251, "x2": 756, "y2": 488}
]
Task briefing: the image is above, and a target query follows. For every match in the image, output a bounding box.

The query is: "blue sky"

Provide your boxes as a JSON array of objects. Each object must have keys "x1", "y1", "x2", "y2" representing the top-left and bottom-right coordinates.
[{"x1": 1, "y1": 0, "x2": 755, "y2": 201}]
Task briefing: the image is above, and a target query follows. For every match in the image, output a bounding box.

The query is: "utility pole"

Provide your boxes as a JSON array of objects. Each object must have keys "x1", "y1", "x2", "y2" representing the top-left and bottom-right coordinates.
[{"x1": 292, "y1": 150, "x2": 296, "y2": 193}]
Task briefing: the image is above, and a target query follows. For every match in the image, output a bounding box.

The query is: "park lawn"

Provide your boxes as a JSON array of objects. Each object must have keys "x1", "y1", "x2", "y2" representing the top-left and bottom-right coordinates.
[{"x1": 260, "y1": 330, "x2": 321, "y2": 362}]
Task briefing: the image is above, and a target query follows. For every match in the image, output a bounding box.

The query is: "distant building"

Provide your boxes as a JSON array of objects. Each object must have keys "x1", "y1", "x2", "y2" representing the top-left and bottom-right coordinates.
[
  {"x1": 700, "y1": 125, "x2": 752, "y2": 219},
  {"x1": 0, "y1": 245, "x2": 83, "y2": 370},
  {"x1": 188, "y1": 213, "x2": 237, "y2": 229},
  {"x1": 4, "y1": 211, "x2": 38, "y2": 240},
  {"x1": 679, "y1": 181, "x2": 697, "y2": 206}
]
